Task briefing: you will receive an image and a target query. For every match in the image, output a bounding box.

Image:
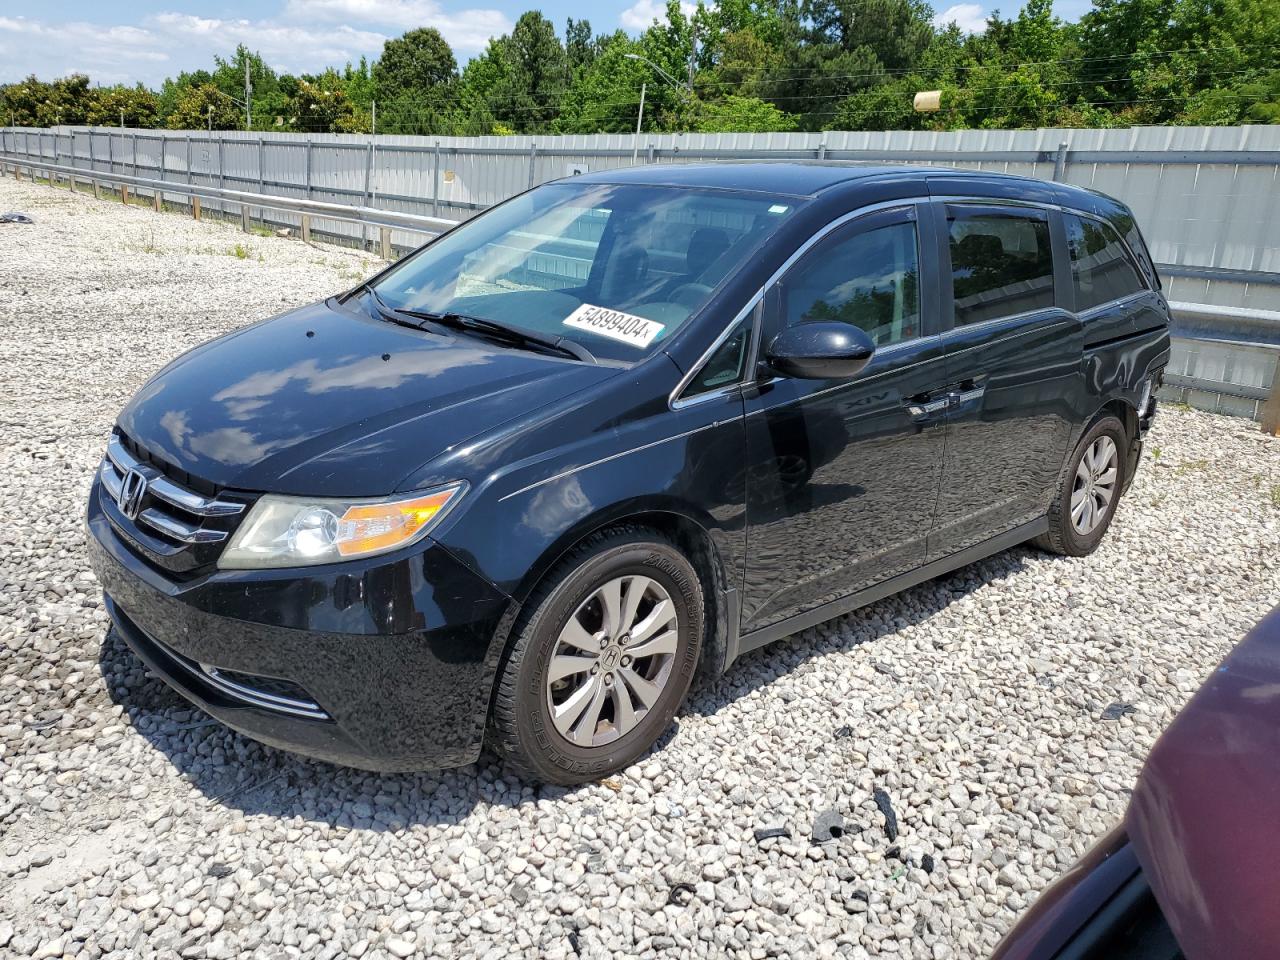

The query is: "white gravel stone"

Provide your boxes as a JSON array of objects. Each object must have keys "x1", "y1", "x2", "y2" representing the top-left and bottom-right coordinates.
[{"x1": 1, "y1": 175, "x2": 1279, "y2": 959}]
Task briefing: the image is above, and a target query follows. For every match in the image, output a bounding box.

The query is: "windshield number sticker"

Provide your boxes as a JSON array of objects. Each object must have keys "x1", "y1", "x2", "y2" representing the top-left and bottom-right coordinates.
[{"x1": 563, "y1": 304, "x2": 664, "y2": 349}]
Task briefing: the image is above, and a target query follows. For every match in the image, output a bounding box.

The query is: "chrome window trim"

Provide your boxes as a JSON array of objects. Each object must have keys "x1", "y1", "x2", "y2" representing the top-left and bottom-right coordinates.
[
  {"x1": 939, "y1": 306, "x2": 1070, "y2": 342},
  {"x1": 668, "y1": 199, "x2": 925, "y2": 408},
  {"x1": 1073, "y1": 289, "x2": 1151, "y2": 319}
]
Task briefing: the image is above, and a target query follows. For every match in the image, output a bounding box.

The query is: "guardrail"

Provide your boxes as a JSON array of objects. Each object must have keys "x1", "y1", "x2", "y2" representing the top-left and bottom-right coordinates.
[
  {"x1": 0, "y1": 153, "x2": 457, "y2": 256},
  {"x1": 3, "y1": 149, "x2": 1277, "y2": 430}
]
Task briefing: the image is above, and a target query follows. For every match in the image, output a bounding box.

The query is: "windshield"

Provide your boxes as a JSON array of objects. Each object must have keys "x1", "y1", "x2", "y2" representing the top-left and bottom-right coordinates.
[{"x1": 370, "y1": 181, "x2": 801, "y2": 362}]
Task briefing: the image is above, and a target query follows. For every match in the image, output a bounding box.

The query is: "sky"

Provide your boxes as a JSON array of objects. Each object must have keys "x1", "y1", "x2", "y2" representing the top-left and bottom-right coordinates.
[{"x1": 0, "y1": 0, "x2": 1096, "y2": 88}]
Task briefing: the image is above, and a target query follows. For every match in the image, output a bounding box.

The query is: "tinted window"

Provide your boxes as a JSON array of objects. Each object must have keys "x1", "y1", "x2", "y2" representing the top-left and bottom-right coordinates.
[
  {"x1": 780, "y1": 220, "x2": 921, "y2": 347},
  {"x1": 1064, "y1": 213, "x2": 1147, "y2": 311},
  {"x1": 949, "y1": 211, "x2": 1054, "y2": 325},
  {"x1": 684, "y1": 316, "x2": 752, "y2": 398}
]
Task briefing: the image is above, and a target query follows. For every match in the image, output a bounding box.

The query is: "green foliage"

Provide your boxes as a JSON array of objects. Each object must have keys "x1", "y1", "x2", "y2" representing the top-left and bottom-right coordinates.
[
  {"x1": 685, "y1": 94, "x2": 798, "y2": 131},
  {"x1": 292, "y1": 72, "x2": 366, "y2": 133},
  {"x1": 167, "y1": 83, "x2": 242, "y2": 130},
  {"x1": 374, "y1": 28, "x2": 458, "y2": 100},
  {"x1": 4, "y1": 0, "x2": 1279, "y2": 137}
]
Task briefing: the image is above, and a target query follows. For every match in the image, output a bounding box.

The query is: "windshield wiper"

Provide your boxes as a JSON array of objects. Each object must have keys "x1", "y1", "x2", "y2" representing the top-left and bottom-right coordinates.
[{"x1": 384, "y1": 304, "x2": 597, "y2": 364}]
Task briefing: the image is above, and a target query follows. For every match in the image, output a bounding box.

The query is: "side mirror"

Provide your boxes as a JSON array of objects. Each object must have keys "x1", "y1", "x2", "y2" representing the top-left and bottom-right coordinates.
[{"x1": 764, "y1": 321, "x2": 876, "y2": 380}]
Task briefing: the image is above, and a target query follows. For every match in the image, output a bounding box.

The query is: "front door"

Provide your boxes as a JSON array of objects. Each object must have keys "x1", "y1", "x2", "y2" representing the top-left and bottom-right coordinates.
[{"x1": 740, "y1": 204, "x2": 950, "y2": 634}]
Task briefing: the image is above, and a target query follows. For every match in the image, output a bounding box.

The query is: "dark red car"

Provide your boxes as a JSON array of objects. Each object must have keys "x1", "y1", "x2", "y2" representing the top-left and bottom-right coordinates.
[{"x1": 994, "y1": 604, "x2": 1280, "y2": 959}]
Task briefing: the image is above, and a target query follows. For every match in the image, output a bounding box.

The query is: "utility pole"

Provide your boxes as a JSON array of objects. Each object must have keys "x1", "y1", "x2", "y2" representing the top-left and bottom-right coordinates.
[
  {"x1": 687, "y1": 23, "x2": 698, "y2": 92},
  {"x1": 244, "y1": 58, "x2": 252, "y2": 131},
  {"x1": 632, "y1": 82, "x2": 646, "y2": 164}
]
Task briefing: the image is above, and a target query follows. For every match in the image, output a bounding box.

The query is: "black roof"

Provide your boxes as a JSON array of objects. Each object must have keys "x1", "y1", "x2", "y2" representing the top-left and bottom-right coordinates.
[{"x1": 568, "y1": 161, "x2": 931, "y2": 197}]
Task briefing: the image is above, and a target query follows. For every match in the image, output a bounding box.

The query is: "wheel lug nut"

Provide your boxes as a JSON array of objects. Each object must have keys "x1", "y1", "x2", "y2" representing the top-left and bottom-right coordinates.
[
  {"x1": 604, "y1": 673, "x2": 614, "y2": 686},
  {"x1": 620, "y1": 655, "x2": 632, "y2": 667},
  {"x1": 599, "y1": 637, "x2": 610, "y2": 650},
  {"x1": 590, "y1": 664, "x2": 600, "y2": 675}
]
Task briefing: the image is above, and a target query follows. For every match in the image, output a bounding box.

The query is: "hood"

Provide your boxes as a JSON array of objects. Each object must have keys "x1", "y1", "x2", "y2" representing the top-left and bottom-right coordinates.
[
  {"x1": 1125, "y1": 604, "x2": 1280, "y2": 959},
  {"x1": 117, "y1": 297, "x2": 617, "y2": 496}
]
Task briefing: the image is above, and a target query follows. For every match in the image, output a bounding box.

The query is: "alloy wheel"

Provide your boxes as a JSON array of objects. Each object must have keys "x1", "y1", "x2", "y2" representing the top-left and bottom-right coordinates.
[
  {"x1": 1070, "y1": 435, "x2": 1118, "y2": 535},
  {"x1": 545, "y1": 575, "x2": 679, "y2": 747}
]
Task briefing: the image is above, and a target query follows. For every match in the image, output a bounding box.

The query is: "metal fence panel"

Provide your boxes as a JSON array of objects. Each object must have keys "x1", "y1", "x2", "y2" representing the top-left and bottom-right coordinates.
[{"x1": 3, "y1": 122, "x2": 1278, "y2": 419}]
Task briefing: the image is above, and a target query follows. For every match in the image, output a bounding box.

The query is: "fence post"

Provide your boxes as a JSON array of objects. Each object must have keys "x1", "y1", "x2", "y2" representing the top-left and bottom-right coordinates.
[
  {"x1": 192, "y1": 196, "x2": 201, "y2": 221},
  {"x1": 1262, "y1": 363, "x2": 1280, "y2": 436},
  {"x1": 433, "y1": 141, "x2": 441, "y2": 218},
  {"x1": 305, "y1": 139, "x2": 313, "y2": 200},
  {"x1": 157, "y1": 138, "x2": 165, "y2": 210},
  {"x1": 379, "y1": 226, "x2": 392, "y2": 260},
  {"x1": 301, "y1": 214, "x2": 311, "y2": 243},
  {"x1": 257, "y1": 137, "x2": 266, "y2": 228},
  {"x1": 528, "y1": 142, "x2": 537, "y2": 189},
  {"x1": 1052, "y1": 140, "x2": 1070, "y2": 182},
  {"x1": 241, "y1": 203, "x2": 251, "y2": 233},
  {"x1": 817, "y1": 141, "x2": 827, "y2": 160},
  {"x1": 362, "y1": 140, "x2": 375, "y2": 250}
]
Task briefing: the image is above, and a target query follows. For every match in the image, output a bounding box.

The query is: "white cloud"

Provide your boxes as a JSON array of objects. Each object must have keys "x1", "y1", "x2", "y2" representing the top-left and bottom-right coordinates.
[
  {"x1": 0, "y1": 5, "x2": 510, "y2": 89},
  {"x1": 932, "y1": 3, "x2": 988, "y2": 34},
  {"x1": 620, "y1": 0, "x2": 696, "y2": 32},
  {"x1": 282, "y1": 0, "x2": 510, "y2": 49}
]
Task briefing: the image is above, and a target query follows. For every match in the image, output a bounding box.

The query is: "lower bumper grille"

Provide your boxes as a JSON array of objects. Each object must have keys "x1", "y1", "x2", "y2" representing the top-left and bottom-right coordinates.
[{"x1": 140, "y1": 626, "x2": 329, "y2": 721}]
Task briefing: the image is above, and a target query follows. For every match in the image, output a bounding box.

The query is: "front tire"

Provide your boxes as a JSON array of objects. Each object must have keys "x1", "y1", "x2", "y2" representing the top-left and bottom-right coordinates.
[
  {"x1": 489, "y1": 527, "x2": 704, "y2": 785},
  {"x1": 1034, "y1": 415, "x2": 1127, "y2": 556}
]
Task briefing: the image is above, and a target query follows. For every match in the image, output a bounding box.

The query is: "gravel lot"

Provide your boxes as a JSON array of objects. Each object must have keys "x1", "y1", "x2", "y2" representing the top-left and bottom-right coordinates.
[{"x1": 1, "y1": 175, "x2": 1278, "y2": 960}]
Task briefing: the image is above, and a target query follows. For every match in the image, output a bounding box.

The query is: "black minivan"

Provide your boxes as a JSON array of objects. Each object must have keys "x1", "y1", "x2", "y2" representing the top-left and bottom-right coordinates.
[{"x1": 87, "y1": 163, "x2": 1170, "y2": 784}]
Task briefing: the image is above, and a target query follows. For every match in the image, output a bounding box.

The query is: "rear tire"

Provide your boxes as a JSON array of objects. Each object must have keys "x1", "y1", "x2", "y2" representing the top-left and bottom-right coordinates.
[
  {"x1": 1034, "y1": 415, "x2": 1127, "y2": 557},
  {"x1": 489, "y1": 526, "x2": 703, "y2": 785}
]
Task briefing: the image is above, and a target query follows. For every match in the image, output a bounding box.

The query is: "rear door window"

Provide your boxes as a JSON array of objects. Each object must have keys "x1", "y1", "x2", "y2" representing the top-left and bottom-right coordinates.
[
  {"x1": 1063, "y1": 212, "x2": 1148, "y2": 311},
  {"x1": 947, "y1": 208, "x2": 1054, "y2": 326}
]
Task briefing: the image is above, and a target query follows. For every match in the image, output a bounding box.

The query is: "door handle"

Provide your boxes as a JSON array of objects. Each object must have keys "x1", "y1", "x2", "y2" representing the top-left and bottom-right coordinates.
[{"x1": 905, "y1": 394, "x2": 949, "y2": 419}]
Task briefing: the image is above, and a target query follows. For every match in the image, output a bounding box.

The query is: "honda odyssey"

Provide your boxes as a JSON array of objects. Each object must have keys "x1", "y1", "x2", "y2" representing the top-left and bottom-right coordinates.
[{"x1": 87, "y1": 163, "x2": 1170, "y2": 784}]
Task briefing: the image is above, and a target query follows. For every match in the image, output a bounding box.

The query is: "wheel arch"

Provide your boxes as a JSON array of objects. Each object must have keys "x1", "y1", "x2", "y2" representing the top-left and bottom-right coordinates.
[{"x1": 479, "y1": 501, "x2": 737, "y2": 736}]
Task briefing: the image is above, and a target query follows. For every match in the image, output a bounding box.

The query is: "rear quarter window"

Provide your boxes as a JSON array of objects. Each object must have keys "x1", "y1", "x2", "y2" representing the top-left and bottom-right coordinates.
[{"x1": 1063, "y1": 213, "x2": 1148, "y2": 312}]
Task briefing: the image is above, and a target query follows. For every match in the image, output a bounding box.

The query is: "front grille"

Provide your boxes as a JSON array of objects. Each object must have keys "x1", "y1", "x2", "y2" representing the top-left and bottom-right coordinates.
[{"x1": 99, "y1": 434, "x2": 249, "y2": 575}]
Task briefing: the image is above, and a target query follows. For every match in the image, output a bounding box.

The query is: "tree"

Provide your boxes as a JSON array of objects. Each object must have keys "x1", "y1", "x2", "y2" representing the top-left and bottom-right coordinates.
[
  {"x1": 291, "y1": 71, "x2": 366, "y2": 132},
  {"x1": 490, "y1": 12, "x2": 568, "y2": 131},
  {"x1": 167, "y1": 84, "x2": 242, "y2": 130},
  {"x1": 686, "y1": 94, "x2": 797, "y2": 131},
  {"x1": 374, "y1": 28, "x2": 458, "y2": 100},
  {"x1": 86, "y1": 85, "x2": 161, "y2": 128},
  {"x1": 373, "y1": 28, "x2": 460, "y2": 134},
  {"x1": 765, "y1": 0, "x2": 935, "y2": 129}
]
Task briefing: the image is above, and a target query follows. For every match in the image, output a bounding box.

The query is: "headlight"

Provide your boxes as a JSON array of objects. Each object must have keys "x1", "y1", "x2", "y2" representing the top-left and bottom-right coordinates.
[{"x1": 217, "y1": 483, "x2": 465, "y2": 570}]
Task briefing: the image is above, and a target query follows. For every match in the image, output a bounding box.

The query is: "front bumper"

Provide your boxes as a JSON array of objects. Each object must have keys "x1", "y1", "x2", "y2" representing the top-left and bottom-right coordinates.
[{"x1": 88, "y1": 481, "x2": 513, "y2": 771}]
